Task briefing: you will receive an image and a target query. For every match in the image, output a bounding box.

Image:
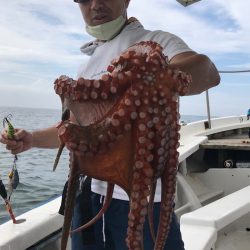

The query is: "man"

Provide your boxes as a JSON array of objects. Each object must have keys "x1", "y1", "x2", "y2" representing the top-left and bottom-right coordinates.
[{"x1": 0, "y1": 0, "x2": 220, "y2": 249}]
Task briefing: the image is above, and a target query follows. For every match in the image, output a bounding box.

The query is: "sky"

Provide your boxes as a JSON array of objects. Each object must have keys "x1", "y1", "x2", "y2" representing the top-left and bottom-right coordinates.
[{"x1": 0, "y1": 0, "x2": 249, "y2": 117}]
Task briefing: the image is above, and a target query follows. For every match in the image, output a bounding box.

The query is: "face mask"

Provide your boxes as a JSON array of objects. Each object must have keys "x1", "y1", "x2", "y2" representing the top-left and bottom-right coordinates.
[{"x1": 86, "y1": 15, "x2": 126, "y2": 41}]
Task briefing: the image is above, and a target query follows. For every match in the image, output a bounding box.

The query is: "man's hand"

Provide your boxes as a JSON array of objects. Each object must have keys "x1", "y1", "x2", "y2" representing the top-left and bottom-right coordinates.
[
  {"x1": 0, "y1": 128, "x2": 33, "y2": 155},
  {"x1": 169, "y1": 51, "x2": 220, "y2": 95}
]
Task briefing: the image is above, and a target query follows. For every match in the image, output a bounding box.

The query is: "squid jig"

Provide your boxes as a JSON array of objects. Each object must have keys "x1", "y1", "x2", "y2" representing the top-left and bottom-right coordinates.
[
  {"x1": 1, "y1": 114, "x2": 20, "y2": 223},
  {"x1": 3, "y1": 114, "x2": 20, "y2": 198},
  {"x1": 0, "y1": 177, "x2": 17, "y2": 223},
  {"x1": 3, "y1": 114, "x2": 15, "y2": 140}
]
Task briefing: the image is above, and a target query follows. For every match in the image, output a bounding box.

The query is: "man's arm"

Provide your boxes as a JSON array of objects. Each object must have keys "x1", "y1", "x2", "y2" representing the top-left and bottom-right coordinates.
[
  {"x1": 0, "y1": 110, "x2": 77, "y2": 154},
  {"x1": 32, "y1": 126, "x2": 60, "y2": 148},
  {"x1": 169, "y1": 51, "x2": 220, "y2": 95},
  {"x1": 0, "y1": 125, "x2": 60, "y2": 155}
]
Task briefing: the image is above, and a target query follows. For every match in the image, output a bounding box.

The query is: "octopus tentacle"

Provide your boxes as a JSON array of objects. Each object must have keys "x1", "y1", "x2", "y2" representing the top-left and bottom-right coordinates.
[
  {"x1": 155, "y1": 155, "x2": 179, "y2": 249},
  {"x1": 71, "y1": 183, "x2": 114, "y2": 233},
  {"x1": 155, "y1": 116, "x2": 180, "y2": 249},
  {"x1": 61, "y1": 153, "x2": 79, "y2": 250},
  {"x1": 148, "y1": 181, "x2": 157, "y2": 242},
  {"x1": 126, "y1": 115, "x2": 154, "y2": 249},
  {"x1": 54, "y1": 41, "x2": 191, "y2": 250}
]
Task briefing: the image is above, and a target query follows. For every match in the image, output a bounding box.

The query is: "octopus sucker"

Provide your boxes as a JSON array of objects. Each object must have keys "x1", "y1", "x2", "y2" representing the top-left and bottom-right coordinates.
[{"x1": 54, "y1": 41, "x2": 191, "y2": 250}]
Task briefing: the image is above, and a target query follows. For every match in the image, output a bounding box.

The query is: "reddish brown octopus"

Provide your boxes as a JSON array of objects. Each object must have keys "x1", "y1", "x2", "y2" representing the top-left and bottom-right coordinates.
[{"x1": 53, "y1": 41, "x2": 191, "y2": 250}]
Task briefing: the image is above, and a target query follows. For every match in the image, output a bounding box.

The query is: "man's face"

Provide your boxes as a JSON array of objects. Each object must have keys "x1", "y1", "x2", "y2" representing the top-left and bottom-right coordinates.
[{"x1": 77, "y1": 0, "x2": 130, "y2": 26}]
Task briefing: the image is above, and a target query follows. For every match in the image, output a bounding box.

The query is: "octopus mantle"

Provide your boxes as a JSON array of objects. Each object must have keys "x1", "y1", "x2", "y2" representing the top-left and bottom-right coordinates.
[{"x1": 54, "y1": 41, "x2": 191, "y2": 250}]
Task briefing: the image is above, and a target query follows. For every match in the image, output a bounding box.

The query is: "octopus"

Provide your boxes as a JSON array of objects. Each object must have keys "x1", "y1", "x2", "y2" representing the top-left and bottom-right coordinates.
[{"x1": 53, "y1": 41, "x2": 191, "y2": 250}]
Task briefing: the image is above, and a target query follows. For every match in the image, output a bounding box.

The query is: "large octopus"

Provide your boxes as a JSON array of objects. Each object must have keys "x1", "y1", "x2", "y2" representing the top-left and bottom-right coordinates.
[{"x1": 53, "y1": 41, "x2": 191, "y2": 250}]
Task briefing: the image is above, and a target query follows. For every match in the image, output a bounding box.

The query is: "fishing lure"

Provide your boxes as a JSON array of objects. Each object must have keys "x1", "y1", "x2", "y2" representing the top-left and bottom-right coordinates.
[
  {"x1": 3, "y1": 114, "x2": 15, "y2": 139},
  {"x1": 3, "y1": 115, "x2": 20, "y2": 197},
  {"x1": 0, "y1": 178, "x2": 17, "y2": 223},
  {"x1": 0, "y1": 179, "x2": 7, "y2": 201},
  {"x1": 8, "y1": 155, "x2": 19, "y2": 199}
]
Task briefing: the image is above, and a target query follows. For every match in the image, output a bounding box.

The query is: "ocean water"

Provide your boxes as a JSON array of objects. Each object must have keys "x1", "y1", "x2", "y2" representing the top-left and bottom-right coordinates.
[
  {"x1": 0, "y1": 107, "x2": 69, "y2": 224},
  {"x1": 0, "y1": 106, "x2": 207, "y2": 224}
]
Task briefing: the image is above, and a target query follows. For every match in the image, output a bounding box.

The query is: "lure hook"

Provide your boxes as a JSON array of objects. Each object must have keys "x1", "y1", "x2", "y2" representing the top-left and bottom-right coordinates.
[{"x1": 3, "y1": 114, "x2": 13, "y2": 128}]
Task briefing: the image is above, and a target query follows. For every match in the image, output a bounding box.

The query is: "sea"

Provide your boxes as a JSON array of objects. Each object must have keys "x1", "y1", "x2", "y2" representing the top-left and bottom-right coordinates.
[{"x1": 0, "y1": 106, "x2": 207, "y2": 225}]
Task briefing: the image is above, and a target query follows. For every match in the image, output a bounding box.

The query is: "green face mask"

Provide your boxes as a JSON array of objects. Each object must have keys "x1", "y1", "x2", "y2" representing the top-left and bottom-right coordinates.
[{"x1": 85, "y1": 15, "x2": 126, "y2": 41}]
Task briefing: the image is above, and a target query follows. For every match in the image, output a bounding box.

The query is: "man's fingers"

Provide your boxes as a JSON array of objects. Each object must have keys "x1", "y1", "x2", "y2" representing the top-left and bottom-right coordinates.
[
  {"x1": 0, "y1": 131, "x2": 17, "y2": 146},
  {"x1": 0, "y1": 128, "x2": 23, "y2": 144},
  {"x1": 6, "y1": 141, "x2": 23, "y2": 154},
  {"x1": 14, "y1": 129, "x2": 27, "y2": 140},
  {"x1": 0, "y1": 129, "x2": 8, "y2": 141},
  {"x1": 11, "y1": 148, "x2": 22, "y2": 155},
  {"x1": 6, "y1": 141, "x2": 22, "y2": 150}
]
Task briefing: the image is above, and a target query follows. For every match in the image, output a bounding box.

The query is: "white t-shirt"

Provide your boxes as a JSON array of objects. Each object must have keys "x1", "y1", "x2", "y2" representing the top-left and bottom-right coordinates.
[{"x1": 77, "y1": 19, "x2": 192, "y2": 201}]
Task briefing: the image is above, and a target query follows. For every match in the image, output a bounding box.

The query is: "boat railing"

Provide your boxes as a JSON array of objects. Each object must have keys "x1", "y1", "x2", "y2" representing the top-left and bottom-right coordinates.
[{"x1": 205, "y1": 69, "x2": 250, "y2": 129}]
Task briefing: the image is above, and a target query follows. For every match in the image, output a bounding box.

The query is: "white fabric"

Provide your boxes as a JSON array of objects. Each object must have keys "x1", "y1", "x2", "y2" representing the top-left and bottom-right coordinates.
[
  {"x1": 77, "y1": 19, "x2": 192, "y2": 201},
  {"x1": 85, "y1": 15, "x2": 126, "y2": 41}
]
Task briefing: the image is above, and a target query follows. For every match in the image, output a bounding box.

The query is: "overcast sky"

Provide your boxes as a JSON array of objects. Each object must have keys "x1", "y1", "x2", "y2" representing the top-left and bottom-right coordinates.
[{"x1": 0, "y1": 0, "x2": 249, "y2": 116}]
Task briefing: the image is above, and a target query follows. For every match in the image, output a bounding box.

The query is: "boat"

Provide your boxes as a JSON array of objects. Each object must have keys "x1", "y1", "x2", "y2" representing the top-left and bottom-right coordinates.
[
  {"x1": 0, "y1": 114, "x2": 249, "y2": 250},
  {"x1": 1, "y1": 1, "x2": 250, "y2": 250},
  {"x1": 177, "y1": 116, "x2": 250, "y2": 250}
]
